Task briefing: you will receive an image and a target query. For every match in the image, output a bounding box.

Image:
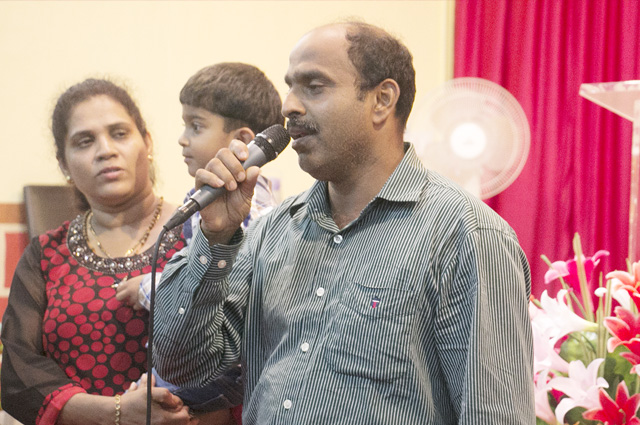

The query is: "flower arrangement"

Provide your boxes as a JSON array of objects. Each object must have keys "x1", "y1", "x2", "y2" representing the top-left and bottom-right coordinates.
[{"x1": 532, "y1": 233, "x2": 640, "y2": 424}]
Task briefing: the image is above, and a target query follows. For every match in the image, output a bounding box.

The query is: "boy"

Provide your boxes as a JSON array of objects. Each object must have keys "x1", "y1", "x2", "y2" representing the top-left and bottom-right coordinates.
[
  {"x1": 117, "y1": 62, "x2": 283, "y2": 308},
  {"x1": 176, "y1": 62, "x2": 284, "y2": 245},
  {"x1": 116, "y1": 63, "x2": 283, "y2": 423}
]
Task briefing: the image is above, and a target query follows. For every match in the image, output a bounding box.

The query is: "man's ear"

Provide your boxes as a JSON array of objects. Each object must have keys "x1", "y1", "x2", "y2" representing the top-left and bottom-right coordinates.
[
  {"x1": 232, "y1": 127, "x2": 255, "y2": 144},
  {"x1": 372, "y1": 78, "x2": 400, "y2": 126}
]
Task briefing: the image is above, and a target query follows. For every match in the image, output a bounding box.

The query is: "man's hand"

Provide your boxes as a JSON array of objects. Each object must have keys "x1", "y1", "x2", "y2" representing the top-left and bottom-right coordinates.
[{"x1": 196, "y1": 139, "x2": 260, "y2": 245}]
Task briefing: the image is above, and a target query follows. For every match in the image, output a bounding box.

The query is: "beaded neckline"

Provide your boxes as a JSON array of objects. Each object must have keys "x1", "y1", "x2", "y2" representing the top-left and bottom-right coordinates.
[{"x1": 67, "y1": 213, "x2": 182, "y2": 274}]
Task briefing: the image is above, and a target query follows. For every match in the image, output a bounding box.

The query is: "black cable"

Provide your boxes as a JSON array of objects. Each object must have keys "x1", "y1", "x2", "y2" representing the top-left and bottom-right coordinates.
[{"x1": 146, "y1": 227, "x2": 167, "y2": 425}]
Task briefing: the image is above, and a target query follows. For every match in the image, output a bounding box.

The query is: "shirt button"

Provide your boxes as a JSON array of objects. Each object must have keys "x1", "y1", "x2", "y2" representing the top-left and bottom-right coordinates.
[
  {"x1": 178, "y1": 307, "x2": 185, "y2": 315},
  {"x1": 300, "y1": 342, "x2": 310, "y2": 352},
  {"x1": 333, "y1": 234, "x2": 343, "y2": 244},
  {"x1": 217, "y1": 260, "x2": 227, "y2": 269},
  {"x1": 316, "y1": 287, "x2": 325, "y2": 297},
  {"x1": 283, "y1": 399, "x2": 292, "y2": 410},
  {"x1": 199, "y1": 255, "x2": 208, "y2": 265}
]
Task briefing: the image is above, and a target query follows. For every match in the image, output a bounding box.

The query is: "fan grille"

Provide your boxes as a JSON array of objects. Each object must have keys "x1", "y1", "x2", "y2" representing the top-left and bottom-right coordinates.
[{"x1": 405, "y1": 77, "x2": 530, "y2": 199}]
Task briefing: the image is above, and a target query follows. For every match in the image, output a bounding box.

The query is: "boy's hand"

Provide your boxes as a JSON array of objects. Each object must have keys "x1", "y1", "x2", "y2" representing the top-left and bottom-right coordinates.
[
  {"x1": 115, "y1": 276, "x2": 145, "y2": 310},
  {"x1": 196, "y1": 139, "x2": 260, "y2": 245}
]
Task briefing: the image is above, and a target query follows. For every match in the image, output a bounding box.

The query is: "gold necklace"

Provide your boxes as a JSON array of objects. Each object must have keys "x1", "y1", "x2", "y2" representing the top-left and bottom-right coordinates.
[{"x1": 85, "y1": 197, "x2": 164, "y2": 258}]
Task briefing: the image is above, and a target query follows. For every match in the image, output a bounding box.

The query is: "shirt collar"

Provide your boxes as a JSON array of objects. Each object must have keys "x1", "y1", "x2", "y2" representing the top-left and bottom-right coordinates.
[{"x1": 289, "y1": 142, "x2": 428, "y2": 217}]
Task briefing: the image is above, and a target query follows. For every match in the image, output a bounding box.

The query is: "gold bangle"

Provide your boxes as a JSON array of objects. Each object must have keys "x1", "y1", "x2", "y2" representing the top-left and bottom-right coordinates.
[{"x1": 114, "y1": 394, "x2": 121, "y2": 425}]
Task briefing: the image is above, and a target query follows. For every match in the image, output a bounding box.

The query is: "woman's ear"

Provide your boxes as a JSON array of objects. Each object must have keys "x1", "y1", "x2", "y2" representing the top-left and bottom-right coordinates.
[
  {"x1": 144, "y1": 132, "x2": 154, "y2": 156},
  {"x1": 372, "y1": 78, "x2": 400, "y2": 126},
  {"x1": 232, "y1": 127, "x2": 255, "y2": 144},
  {"x1": 58, "y1": 162, "x2": 72, "y2": 184}
]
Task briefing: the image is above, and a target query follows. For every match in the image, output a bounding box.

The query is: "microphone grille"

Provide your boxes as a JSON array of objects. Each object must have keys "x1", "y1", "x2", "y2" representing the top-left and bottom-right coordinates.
[{"x1": 258, "y1": 124, "x2": 291, "y2": 156}]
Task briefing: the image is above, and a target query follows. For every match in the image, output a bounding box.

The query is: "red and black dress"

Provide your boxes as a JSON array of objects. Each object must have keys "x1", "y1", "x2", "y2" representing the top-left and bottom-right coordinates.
[{"x1": 0, "y1": 214, "x2": 184, "y2": 425}]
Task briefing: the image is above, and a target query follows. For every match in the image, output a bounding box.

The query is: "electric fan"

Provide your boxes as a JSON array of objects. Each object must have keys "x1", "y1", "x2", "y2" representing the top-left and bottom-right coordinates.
[{"x1": 404, "y1": 77, "x2": 530, "y2": 199}]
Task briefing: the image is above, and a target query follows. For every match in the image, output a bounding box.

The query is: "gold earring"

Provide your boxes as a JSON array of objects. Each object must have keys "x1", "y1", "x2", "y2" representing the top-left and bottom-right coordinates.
[{"x1": 147, "y1": 154, "x2": 153, "y2": 161}]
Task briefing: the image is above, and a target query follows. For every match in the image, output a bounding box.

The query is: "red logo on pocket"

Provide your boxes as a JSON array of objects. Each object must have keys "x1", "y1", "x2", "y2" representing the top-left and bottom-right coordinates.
[{"x1": 371, "y1": 296, "x2": 380, "y2": 309}]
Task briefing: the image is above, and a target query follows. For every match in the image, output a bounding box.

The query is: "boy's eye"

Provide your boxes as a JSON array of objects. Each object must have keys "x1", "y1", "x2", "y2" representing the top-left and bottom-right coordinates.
[{"x1": 191, "y1": 122, "x2": 202, "y2": 132}]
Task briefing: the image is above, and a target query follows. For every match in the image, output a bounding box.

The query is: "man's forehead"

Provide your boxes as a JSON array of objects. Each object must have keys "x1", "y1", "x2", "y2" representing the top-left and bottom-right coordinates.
[
  {"x1": 285, "y1": 25, "x2": 352, "y2": 81},
  {"x1": 289, "y1": 24, "x2": 348, "y2": 61}
]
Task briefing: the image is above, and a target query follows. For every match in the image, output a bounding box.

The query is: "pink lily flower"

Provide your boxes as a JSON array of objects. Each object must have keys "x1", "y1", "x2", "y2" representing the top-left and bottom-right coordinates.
[
  {"x1": 531, "y1": 316, "x2": 569, "y2": 374},
  {"x1": 549, "y1": 359, "x2": 608, "y2": 424},
  {"x1": 607, "y1": 261, "x2": 640, "y2": 311},
  {"x1": 604, "y1": 306, "x2": 640, "y2": 374},
  {"x1": 583, "y1": 381, "x2": 640, "y2": 424},
  {"x1": 605, "y1": 307, "x2": 640, "y2": 351},
  {"x1": 535, "y1": 290, "x2": 598, "y2": 345},
  {"x1": 534, "y1": 369, "x2": 559, "y2": 425},
  {"x1": 545, "y1": 250, "x2": 609, "y2": 313},
  {"x1": 545, "y1": 250, "x2": 610, "y2": 288}
]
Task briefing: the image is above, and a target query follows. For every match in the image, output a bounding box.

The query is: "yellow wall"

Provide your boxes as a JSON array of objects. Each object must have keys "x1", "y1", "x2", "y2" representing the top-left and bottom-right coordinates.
[{"x1": 0, "y1": 0, "x2": 453, "y2": 206}]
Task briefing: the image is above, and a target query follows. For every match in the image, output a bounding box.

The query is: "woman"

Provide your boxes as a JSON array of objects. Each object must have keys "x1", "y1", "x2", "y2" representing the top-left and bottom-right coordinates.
[{"x1": 1, "y1": 79, "x2": 199, "y2": 425}]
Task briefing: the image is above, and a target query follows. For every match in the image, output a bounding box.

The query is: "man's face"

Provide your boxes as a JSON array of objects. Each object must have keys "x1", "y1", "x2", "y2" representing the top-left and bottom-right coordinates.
[
  {"x1": 283, "y1": 25, "x2": 374, "y2": 182},
  {"x1": 178, "y1": 105, "x2": 235, "y2": 177}
]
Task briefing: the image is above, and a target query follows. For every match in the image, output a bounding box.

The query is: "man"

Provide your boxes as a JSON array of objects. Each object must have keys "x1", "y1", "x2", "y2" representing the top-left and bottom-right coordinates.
[{"x1": 154, "y1": 21, "x2": 535, "y2": 424}]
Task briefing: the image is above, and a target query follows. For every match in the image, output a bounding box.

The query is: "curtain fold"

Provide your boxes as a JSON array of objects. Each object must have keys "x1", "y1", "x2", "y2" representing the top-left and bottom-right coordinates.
[{"x1": 454, "y1": 0, "x2": 640, "y2": 296}]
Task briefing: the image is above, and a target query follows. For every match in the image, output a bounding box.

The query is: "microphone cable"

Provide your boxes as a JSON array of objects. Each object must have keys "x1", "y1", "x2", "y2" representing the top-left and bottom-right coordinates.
[{"x1": 146, "y1": 227, "x2": 166, "y2": 425}]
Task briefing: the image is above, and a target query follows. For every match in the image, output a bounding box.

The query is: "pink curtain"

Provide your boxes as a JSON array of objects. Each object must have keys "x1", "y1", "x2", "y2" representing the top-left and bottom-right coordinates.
[{"x1": 454, "y1": 0, "x2": 640, "y2": 297}]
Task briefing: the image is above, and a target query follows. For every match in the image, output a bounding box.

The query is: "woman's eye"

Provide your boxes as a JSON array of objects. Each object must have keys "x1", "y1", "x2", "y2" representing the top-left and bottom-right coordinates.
[
  {"x1": 76, "y1": 137, "x2": 93, "y2": 147},
  {"x1": 113, "y1": 129, "x2": 128, "y2": 139}
]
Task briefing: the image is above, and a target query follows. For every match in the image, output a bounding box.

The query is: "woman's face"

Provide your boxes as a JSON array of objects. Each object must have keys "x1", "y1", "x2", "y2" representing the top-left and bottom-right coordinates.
[{"x1": 60, "y1": 95, "x2": 153, "y2": 209}]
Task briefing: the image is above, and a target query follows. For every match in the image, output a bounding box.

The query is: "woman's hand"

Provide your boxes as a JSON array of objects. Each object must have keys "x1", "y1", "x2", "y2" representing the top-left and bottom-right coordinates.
[{"x1": 124, "y1": 373, "x2": 198, "y2": 424}]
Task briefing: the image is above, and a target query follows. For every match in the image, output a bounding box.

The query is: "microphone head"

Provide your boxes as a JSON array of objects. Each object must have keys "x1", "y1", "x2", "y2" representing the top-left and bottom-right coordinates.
[{"x1": 255, "y1": 124, "x2": 291, "y2": 161}]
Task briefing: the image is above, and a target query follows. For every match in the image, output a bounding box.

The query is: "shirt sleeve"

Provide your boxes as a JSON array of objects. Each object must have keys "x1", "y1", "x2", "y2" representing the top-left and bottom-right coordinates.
[
  {"x1": 153, "y1": 226, "x2": 249, "y2": 387},
  {"x1": 0, "y1": 239, "x2": 86, "y2": 425},
  {"x1": 435, "y1": 228, "x2": 535, "y2": 424},
  {"x1": 138, "y1": 272, "x2": 162, "y2": 311},
  {"x1": 243, "y1": 175, "x2": 278, "y2": 229}
]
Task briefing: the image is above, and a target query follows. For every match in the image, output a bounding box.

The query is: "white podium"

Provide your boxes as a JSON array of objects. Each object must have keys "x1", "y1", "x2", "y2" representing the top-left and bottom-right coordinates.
[{"x1": 580, "y1": 80, "x2": 640, "y2": 262}]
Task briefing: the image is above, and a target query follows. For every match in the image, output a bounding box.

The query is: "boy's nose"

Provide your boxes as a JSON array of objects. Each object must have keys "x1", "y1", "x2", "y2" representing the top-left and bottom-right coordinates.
[{"x1": 178, "y1": 132, "x2": 189, "y2": 147}]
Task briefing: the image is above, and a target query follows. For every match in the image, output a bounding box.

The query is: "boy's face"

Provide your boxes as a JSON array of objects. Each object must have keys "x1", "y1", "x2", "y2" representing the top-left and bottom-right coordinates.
[{"x1": 179, "y1": 104, "x2": 235, "y2": 177}]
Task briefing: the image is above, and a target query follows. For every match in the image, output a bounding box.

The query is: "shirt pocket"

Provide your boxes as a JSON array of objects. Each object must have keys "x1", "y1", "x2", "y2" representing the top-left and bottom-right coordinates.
[{"x1": 324, "y1": 277, "x2": 416, "y2": 382}]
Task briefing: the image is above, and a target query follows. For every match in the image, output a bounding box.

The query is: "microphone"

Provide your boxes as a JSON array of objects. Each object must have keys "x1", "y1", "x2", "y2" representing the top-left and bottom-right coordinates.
[{"x1": 163, "y1": 124, "x2": 290, "y2": 230}]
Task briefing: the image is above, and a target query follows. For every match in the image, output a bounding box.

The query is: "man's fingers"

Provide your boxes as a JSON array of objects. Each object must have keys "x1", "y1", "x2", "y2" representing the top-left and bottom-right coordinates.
[
  {"x1": 196, "y1": 158, "x2": 232, "y2": 191},
  {"x1": 150, "y1": 387, "x2": 183, "y2": 410}
]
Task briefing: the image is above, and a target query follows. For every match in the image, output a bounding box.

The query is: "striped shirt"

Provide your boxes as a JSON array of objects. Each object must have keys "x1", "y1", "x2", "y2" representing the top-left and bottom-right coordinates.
[
  {"x1": 138, "y1": 174, "x2": 277, "y2": 310},
  {"x1": 154, "y1": 143, "x2": 535, "y2": 424}
]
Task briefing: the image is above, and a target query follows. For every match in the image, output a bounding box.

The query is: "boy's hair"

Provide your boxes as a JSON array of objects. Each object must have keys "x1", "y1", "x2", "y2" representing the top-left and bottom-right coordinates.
[{"x1": 180, "y1": 62, "x2": 284, "y2": 134}]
